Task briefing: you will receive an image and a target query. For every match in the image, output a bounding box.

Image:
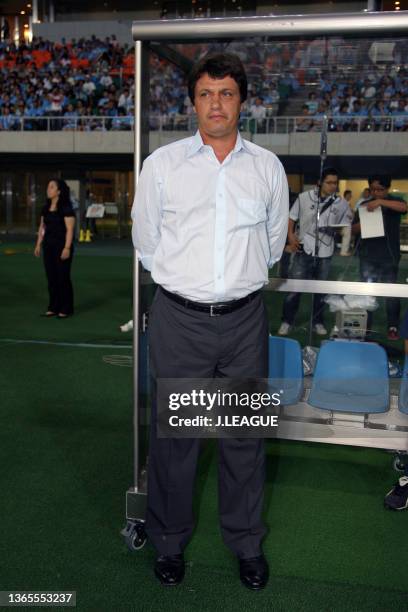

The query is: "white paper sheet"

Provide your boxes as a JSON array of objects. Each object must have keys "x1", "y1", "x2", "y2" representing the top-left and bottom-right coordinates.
[{"x1": 358, "y1": 205, "x2": 385, "y2": 239}]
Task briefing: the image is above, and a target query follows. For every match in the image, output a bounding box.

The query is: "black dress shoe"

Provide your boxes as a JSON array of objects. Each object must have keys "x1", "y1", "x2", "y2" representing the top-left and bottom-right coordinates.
[
  {"x1": 154, "y1": 554, "x2": 185, "y2": 586},
  {"x1": 239, "y1": 554, "x2": 269, "y2": 590}
]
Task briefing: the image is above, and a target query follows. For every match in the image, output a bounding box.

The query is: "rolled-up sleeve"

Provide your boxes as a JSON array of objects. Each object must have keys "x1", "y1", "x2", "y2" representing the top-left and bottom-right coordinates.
[
  {"x1": 267, "y1": 159, "x2": 289, "y2": 267},
  {"x1": 131, "y1": 156, "x2": 162, "y2": 271}
]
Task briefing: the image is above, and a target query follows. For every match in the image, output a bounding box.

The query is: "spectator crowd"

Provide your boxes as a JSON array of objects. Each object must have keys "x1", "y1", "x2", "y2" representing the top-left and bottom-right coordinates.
[
  {"x1": 0, "y1": 35, "x2": 407, "y2": 132},
  {"x1": 295, "y1": 66, "x2": 408, "y2": 133}
]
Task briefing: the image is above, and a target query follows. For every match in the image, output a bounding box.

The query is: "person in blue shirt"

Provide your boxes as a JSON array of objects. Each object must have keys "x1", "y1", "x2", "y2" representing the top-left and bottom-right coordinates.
[
  {"x1": 370, "y1": 100, "x2": 390, "y2": 131},
  {"x1": 62, "y1": 104, "x2": 77, "y2": 130},
  {"x1": 335, "y1": 102, "x2": 351, "y2": 131},
  {"x1": 349, "y1": 100, "x2": 369, "y2": 131},
  {"x1": 0, "y1": 106, "x2": 17, "y2": 130},
  {"x1": 305, "y1": 91, "x2": 318, "y2": 114},
  {"x1": 391, "y1": 100, "x2": 408, "y2": 131}
]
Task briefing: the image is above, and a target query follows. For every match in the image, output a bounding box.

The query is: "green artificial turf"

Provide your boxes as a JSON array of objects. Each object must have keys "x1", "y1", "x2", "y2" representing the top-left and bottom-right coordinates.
[{"x1": 1, "y1": 240, "x2": 408, "y2": 611}]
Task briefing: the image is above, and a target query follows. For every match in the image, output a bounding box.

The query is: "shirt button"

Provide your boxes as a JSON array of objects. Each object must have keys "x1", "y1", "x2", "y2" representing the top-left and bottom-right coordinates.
[{"x1": 217, "y1": 274, "x2": 222, "y2": 279}]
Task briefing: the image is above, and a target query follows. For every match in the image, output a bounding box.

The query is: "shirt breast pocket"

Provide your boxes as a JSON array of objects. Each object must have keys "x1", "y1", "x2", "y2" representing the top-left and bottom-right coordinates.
[{"x1": 236, "y1": 198, "x2": 267, "y2": 230}]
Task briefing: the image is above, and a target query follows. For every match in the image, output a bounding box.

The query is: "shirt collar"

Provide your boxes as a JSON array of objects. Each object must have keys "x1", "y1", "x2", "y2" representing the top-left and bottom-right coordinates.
[
  {"x1": 314, "y1": 189, "x2": 339, "y2": 205},
  {"x1": 186, "y1": 130, "x2": 258, "y2": 158}
]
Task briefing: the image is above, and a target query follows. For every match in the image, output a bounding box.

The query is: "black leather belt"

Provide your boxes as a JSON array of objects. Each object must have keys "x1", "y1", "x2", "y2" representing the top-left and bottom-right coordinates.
[{"x1": 160, "y1": 287, "x2": 260, "y2": 316}]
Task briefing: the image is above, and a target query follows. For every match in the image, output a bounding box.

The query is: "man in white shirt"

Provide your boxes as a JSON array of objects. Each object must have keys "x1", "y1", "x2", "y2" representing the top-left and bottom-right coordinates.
[
  {"x1": 277, "y1": 168, "x2": 352, "y2": 336},
  {"x1": 132, "y1": 53, "x2": 289, "y2": 590}
]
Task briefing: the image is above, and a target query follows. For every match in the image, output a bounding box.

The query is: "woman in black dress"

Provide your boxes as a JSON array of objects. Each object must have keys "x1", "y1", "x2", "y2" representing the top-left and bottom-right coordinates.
[{"x1": 34, "y1": 179, "x2": 76, "y2": 318}]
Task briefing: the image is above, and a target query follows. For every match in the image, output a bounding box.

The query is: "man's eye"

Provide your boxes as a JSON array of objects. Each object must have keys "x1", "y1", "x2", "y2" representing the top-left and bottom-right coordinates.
[{"x1": 223, "y1": 92, "x2": 232, "y2": 97}]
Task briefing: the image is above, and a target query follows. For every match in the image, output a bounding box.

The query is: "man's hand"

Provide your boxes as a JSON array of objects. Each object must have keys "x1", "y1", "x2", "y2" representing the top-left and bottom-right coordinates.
[
  {"x1": 34, "y1": 245, "x2": 41, "y2": 257},
  {"x1": 287, "y1": 233, "x2": 300, "y2": 251},
  {"x1": 365, "y1": 199, "x2": 382, "y2": 212}
]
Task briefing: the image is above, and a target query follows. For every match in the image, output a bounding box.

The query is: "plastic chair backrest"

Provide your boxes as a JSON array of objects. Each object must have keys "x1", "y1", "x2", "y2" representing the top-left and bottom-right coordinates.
[
  {"x1": 308, "y1": 340, "x2": 389, "y2": 413},
  {"x1": 268, "y1": 335, "x2": 303, "y2": 405}
]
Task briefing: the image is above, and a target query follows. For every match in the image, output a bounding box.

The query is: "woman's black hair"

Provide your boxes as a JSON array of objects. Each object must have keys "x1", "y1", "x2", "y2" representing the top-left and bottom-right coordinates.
[
  {"x1": 45, "y1": 178, "x2": 71, "y2": 213},
  {"x1": 187, "y1": 52, "x2": 248, "y2": 104}
]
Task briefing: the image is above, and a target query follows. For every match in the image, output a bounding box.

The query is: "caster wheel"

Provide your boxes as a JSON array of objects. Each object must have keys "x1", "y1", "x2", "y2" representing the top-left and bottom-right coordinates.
[
  {"x1": 121, "y1": 520, "x2": 147, "y2": 551},
  {"x1": 393, "y1": 456, "x2": 406, "y2": 473}
]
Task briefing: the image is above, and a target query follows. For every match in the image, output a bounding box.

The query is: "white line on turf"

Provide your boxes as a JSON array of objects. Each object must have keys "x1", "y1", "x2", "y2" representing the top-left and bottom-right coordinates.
[{"x1": 0, "y1": 338, "x2": 132, "y2": 349}]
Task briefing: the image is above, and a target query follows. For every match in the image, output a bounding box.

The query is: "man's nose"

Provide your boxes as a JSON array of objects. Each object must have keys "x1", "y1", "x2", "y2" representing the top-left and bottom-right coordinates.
[{"x1": 210, "y1": 93, "x2": 221, "y2": 107}]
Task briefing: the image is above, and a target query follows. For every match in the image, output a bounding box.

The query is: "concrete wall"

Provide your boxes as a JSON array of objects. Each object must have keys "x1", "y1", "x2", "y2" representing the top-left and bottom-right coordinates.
[{"x1": 1, "y1": 131, "x2": 406, "y2": 157}]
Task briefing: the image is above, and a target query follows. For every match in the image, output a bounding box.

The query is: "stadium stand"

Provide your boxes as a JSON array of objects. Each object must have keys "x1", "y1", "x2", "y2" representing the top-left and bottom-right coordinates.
[{"x1": 0, "y1": 35, "x2": 407, "y2": 132}]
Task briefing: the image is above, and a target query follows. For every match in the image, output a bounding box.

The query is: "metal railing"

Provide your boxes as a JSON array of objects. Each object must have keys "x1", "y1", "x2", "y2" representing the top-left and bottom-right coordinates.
[{"x1": 0, "y1": 114, "x2": 405, "y2": 133}]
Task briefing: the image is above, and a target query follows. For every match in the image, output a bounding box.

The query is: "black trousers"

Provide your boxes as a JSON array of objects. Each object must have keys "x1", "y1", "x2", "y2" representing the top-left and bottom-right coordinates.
[
  {"x1": 146, "y1": 287, "x2": 269, "y2": 558},
  {"x1": 43, "y1": 242, "x2": 74, "y2": 315}
]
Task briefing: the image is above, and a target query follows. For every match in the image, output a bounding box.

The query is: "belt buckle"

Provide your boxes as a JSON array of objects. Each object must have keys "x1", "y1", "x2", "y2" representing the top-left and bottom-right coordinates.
[{"x1": 210, "y1": 305, "x2": 221, "y2": 317}]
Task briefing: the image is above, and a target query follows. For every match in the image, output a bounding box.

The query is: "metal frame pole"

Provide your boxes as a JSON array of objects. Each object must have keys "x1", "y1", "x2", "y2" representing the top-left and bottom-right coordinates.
[
  {"x1": 126, "y1": 38, "x2": 150, "y2": 526},
  {"x1": 308, "y1": 116, "x2": 328, "y2": 345},
  {"x1": 132, "y1": 12, "x2": 408, "y2": 41},
  {"x1": 132, "y1": 40, "x2": 143, "y2": 494}
]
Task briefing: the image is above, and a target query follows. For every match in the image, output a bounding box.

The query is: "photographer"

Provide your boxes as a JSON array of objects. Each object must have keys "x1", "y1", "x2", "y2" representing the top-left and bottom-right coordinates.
[{"x1": 278, "y1": 167, "x2": 352, "y2": 336}]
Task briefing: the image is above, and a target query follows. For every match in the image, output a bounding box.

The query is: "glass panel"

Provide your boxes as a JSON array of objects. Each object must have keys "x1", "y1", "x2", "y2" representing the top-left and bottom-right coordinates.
[
  {"x1": 267, "y1": 290, "x2": 408, "y2": 364},
  {"x1": 145, "y1": 32, "x2": 408, "y2": 366}
]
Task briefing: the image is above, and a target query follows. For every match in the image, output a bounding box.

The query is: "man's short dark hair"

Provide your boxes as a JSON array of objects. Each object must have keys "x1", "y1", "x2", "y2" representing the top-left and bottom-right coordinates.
[
  {"x1": 344, "y1": 190, "x2": 352, "y2": 198},
  {"x1": 188, "y1": 52, "x2": 247, "y2": 104},
  {"x1": 321, "y1": 167, "x2": 339, "y2": 182},
  {"x1": 368, "y1": 174, "x2": 391, "y2": 189}
]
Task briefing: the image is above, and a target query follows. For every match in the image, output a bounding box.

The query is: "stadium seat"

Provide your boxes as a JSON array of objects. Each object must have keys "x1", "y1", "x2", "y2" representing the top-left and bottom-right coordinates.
[
  {"x1": 308, "y1": 340, "x2": 389, "y2": 413},
  {"x1": 398, "y1": 356, "x2": 408, "y2": 415},
  {"x1": 268, "y1": 335, "x2": 303, "y2": 405}
]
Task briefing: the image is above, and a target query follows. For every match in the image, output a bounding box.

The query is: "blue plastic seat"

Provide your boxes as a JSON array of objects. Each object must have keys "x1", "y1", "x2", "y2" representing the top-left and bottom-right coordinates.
[
  {"x1": 308, "y1": 340, "x2": 389, "y2": 413},
  {"x1": 268, "y1": 335, "x2": 303, "y2": 405},
  {"x1": 398, "y1": 356, "x2": 408, "y2": 415}
]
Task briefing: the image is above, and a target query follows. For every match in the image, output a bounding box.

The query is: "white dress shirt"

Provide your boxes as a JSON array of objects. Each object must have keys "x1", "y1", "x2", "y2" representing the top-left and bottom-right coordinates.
[
  {"x1": 132, "y1": 130, "x2": 289, "y2": 302},
  {"x1": 290, "y1": 189, "x2": 353, "y2": 258}
]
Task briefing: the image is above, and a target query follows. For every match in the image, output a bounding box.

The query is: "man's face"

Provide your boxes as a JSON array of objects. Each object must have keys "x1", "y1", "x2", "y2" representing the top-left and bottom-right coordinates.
[
  {"x1": 370, "y1": 180, "x2": 389, "y2": 198},
  {"x1": 193, "y1": 73, "x2": 242, "y2": 140},
  {"x1": 321, "y1": 174, "x2": 338, "y2": 197}
]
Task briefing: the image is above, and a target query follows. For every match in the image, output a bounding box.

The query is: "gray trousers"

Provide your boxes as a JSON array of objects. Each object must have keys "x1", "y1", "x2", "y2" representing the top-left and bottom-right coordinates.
[{"x1": 146, "y1": 287, "x2": 269, "y2": 559}]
